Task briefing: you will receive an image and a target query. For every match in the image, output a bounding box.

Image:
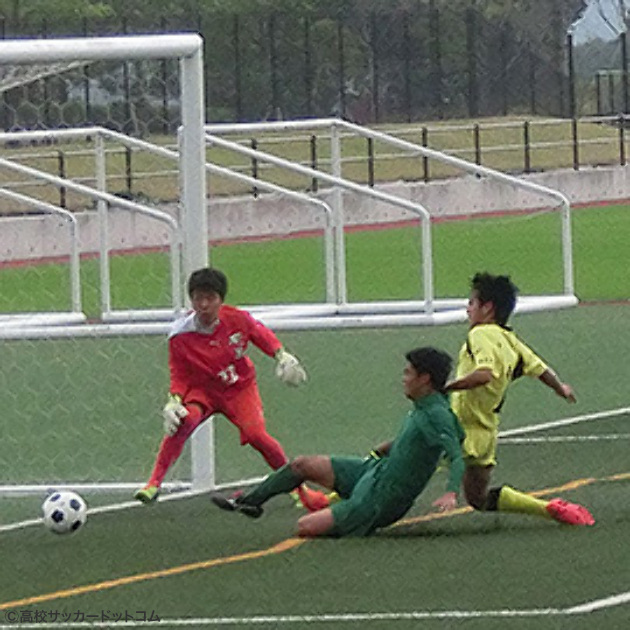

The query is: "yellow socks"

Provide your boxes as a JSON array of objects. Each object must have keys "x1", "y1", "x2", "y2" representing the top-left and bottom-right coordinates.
[{"x1": 496, "y1": 485, "x2": 551, "y2": 519}]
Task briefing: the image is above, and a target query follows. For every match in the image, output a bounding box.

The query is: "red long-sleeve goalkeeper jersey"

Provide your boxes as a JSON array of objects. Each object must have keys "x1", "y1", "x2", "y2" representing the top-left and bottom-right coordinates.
[{"x1": 167, "y1": 305, "x2": 282, "y2": 400}]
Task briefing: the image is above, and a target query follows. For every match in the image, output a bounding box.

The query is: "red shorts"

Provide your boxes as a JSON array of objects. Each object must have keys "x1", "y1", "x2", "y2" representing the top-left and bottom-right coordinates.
[{"x1": 184, "y1": 381, "x2": 266, "y2": 445}]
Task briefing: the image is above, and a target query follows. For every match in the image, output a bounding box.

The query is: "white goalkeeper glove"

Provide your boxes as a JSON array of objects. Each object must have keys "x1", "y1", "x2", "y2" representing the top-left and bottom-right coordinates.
[
  {"x1": 162, "y1": 394, "x2": 188, "y2": 436},
  {"x1": 275, "y1": 349, "x2": 307, "y2": 387}
]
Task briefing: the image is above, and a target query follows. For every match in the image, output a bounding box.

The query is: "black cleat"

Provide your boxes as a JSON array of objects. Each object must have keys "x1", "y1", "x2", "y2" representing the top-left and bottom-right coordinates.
[
  {"x1": 211, "y1": 493, "x2": 237, "y2": 511},
  {"x1": 237, "y1": 504, "x2": 264, "y2": 519},
  {"x1": 211, "y1": 493, "x2": 263, "y2": 519}
]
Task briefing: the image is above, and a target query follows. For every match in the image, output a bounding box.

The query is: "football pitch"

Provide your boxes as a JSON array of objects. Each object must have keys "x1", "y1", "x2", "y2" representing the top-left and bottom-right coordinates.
[
  {"x1": 0, "y1": 304, "x2": 629, "y2": 628},
  {"x1": 0, "y1": 200, "x2": 629, "y2": 628}
]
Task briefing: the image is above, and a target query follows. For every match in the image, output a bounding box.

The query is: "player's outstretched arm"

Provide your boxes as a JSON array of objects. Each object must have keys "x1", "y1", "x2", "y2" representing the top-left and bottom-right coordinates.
[
  {"x1": 275, "y1": 348, "x2": 307, "y2": 386},
  {"x1": 432, "y1": 426, "x2": 464, "y2": 513},
  {"x1": 539, "y1": 368, "x2": 576, "y2": 403},
  {"x1": 445, "y1": 368, "x2": 493, "y2": 392}
]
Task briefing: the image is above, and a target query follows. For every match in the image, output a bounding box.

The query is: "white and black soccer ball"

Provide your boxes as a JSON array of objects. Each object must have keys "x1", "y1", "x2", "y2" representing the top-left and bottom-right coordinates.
[{"x1": 42, "y1": 491, "x2": 88, "y2": 535}]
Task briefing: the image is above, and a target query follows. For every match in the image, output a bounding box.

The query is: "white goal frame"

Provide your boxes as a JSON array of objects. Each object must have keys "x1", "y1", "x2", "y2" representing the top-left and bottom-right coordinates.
[
  {"x1": 205, "y1": 118, "x2": 577, "y2": 329},
  {"x1": 0, "y1": 34, "x2": 208, "y2": 280}
]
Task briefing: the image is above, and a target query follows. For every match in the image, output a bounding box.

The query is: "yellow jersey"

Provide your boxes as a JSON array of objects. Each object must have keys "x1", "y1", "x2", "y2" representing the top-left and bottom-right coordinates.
[{"x1": 451, "y1": 323, "x2": 548, "y2": 431}]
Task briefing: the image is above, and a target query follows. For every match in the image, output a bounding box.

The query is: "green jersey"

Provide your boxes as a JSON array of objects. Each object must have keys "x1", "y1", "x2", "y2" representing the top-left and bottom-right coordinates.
[
  {"x1": 328, "y1": 393, "x2": 465, "y2": 536},
  {"x1": 373, "y1": 392, "x2": 465, "y2": 502}
]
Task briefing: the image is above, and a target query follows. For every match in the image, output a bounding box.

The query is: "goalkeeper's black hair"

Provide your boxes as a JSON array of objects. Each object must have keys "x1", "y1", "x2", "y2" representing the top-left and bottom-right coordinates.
[
  {"x1": 405, "y1": 347, "x2": 452, "y2": 393},
  {"x1": 471, "y1": 272, "x2": 518, "y2": 326},
  {"x1": 188, "y1": 267, "x2": 228, "y2": 300}
]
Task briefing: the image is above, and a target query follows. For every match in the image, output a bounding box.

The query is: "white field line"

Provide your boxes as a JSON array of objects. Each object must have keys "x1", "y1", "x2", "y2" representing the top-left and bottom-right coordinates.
[
  {"x1": 499, "y1": 406, "x2": 630, "y2": 437},
  {"x1": 501, "y1": 433, "x2": 630, "y2": 444},
  {"x1": 565, "y1": 590, "x2": 630, "y2": 613},
  {"x1": 0, "y1": 489, "x2": 208, "y2": 534},
  {"x1": 1, "y1": 406, "x2": 628, "y2": 535},
  {"x1": 0, "y1": 477, "x2": 266, "y2": 534},
  {"x1": 0, "y1": 591, "x2": 628, "y2": 627}
]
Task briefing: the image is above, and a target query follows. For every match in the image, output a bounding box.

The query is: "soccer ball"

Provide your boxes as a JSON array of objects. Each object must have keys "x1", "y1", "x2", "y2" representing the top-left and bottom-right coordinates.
[{"x1": 42, "y1": 491, "x2": 88, "y2": 535}]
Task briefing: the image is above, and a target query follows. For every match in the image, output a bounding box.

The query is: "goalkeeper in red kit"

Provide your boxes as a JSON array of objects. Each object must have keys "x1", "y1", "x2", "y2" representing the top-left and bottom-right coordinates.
[{"x1": 134, "y1": 267, "x2": 329, "y2": 511}]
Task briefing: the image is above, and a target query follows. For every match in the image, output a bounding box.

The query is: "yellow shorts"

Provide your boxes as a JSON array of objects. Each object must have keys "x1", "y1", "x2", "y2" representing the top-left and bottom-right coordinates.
[{"x1": 462, "y1": 426, "x2": 498, "y2": 467}]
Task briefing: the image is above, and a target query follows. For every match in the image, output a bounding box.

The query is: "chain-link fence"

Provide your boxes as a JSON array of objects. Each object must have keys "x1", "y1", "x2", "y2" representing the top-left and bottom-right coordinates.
[{"x1": 1, "y1": 3, "x2": 625, "y2": 130}]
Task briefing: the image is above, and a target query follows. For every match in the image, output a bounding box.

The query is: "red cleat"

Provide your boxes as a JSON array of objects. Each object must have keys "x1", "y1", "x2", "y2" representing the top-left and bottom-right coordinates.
[
  {"x1": 296, "y1": 486, "x2": 330, "y2": 512},
  {"x1": 546, "y1": 499, "x2": 595, "y2": 526}
]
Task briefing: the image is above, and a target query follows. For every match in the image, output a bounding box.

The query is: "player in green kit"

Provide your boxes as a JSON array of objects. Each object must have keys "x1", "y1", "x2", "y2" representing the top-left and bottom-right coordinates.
[
  {"x1": 211, "y1": 347, "x2": 465, "y2": 537},
  {"x1": 446, "y1": 272, "x2": 594, "y2": 526}
]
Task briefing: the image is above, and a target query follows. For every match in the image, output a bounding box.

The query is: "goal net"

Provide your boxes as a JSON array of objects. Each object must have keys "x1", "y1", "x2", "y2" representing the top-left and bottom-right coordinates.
[
  {"x1": 0, "y1": 60, "x2": 90, "y2": 95},
  {"x1": 0, "y1": 35, "x2": 207, "y2": 501},
  {"x1": 0, "y1": 37, "x2": 578, "y2": 511}
]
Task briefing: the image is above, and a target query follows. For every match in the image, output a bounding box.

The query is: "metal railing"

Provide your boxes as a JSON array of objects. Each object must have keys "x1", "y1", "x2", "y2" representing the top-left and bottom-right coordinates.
[
  {"x1": 2, "y1": 115, "x2": 629, "y2": 210},
  {"x1": 0, "y1": 127, "x2": 183, "y2": 318}
]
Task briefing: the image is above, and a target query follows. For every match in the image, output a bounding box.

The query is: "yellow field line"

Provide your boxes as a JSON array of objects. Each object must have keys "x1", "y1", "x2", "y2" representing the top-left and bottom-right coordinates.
[
  {"x1": 393, "y1": 471, "x2": 630, "y2": 529},
  {"x1": 392, "y1": 473, "x2": 603, "y2": 528},
  {"x1": 0, "y1": 538, "x2": 306, "y2": 610},
  {"x1": 1, "y1": 471, "x2": 627, "y2": 610}
]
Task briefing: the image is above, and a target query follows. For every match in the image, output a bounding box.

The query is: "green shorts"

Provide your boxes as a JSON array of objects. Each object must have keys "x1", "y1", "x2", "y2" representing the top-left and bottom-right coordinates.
[
  {"x1": 328, "y1": 456, "x2": 412, "y2": 537},
  {"x1": 330, "y1": 456, "x2": 375, "y2": 499}
]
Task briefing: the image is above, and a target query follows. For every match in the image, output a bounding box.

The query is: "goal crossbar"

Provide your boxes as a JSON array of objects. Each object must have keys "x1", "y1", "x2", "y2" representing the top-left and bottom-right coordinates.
[{"x1": 0, "y1": 34, "x2": 202, "y2": 65}]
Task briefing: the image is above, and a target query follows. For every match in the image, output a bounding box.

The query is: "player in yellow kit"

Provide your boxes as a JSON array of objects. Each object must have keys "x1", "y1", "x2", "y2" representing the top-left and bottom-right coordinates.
[{"x1": 446, "y1": 272, "x2": 594, "y2": 526}]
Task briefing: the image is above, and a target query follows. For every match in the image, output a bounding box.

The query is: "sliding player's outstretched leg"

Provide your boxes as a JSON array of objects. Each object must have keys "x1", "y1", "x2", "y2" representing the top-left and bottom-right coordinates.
[
  {"x1": 211, "y1": 494, "x2": 264, "y2": 518},
  {"x1": 211, "y1": 455, "x2": 336, "y2": 518},
  {"x1": 211, "y1": 461, "x2": 304, "y2": 518},
  {"x1": 246, "y1": 426, "x2": 331, "y2": 512}
]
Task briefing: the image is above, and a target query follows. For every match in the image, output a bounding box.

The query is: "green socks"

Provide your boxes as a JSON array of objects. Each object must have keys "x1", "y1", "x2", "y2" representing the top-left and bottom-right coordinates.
[{"x1": 240, "y1": 464, "x2": 304, "y2": 507}]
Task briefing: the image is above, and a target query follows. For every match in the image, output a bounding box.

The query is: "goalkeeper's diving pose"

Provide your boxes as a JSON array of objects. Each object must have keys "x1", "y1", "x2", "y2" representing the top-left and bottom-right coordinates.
[
  {"x1": 135, "y1": 267, "x2": 328, "y2": 511},
  {"x1": 212, "y1": 347, "x2": 466, "y2": 537}
]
